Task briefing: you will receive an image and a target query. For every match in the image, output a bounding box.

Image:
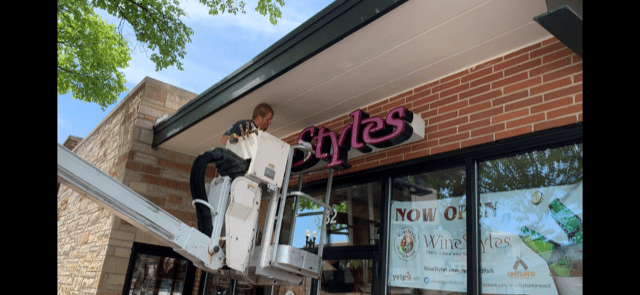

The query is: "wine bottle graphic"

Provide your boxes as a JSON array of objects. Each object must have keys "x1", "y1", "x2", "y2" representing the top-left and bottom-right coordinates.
[
  {"x1": 520, "y1": 226, "x2": 560, "y2": 259},
  {"x1": 549, "y1": 198, "x2": 582, "y2": 244}
]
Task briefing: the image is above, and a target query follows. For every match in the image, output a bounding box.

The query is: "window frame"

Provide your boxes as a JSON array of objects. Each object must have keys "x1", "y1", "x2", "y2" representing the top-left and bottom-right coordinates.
[
  {"x1": 298, "y1": 123, "x2": 582, "y2": 295},
  {"x1": 122, "y1": 242, "x2": 197, "y2": 295}
]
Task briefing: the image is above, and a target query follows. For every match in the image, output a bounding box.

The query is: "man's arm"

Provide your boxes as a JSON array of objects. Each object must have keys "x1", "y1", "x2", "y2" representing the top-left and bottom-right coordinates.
[{"x1": 220, "y1": 135, "x2": 230, "y2": 145}]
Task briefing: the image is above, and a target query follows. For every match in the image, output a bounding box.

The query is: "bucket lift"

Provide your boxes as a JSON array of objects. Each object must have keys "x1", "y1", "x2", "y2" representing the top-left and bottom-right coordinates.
[
  {"x1": 57, "y1": 128, "x2": 336, "y2": 287},
  {"x1": 190, "y1": 128, "x2": 336, "y2": 286}
]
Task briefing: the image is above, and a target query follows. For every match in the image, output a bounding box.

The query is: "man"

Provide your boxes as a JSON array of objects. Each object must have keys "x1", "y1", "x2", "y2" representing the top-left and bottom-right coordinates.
[{"x1": 220, "y1": 103, "x2": 274, "y2": 145}]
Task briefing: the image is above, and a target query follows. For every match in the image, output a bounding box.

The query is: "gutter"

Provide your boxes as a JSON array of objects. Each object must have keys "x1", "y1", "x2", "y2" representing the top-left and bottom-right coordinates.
[{"x1": 152, "y1": 0, "x2": 410, "y2": 148}]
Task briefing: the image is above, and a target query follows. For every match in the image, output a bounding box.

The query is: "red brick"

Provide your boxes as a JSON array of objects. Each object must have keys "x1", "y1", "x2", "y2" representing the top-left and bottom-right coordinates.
[
  {"x1": 357, "y1": 161, "x2": 381, "y2": 172},
  {"x1": 438, "y1": 116, "x2": 469, "y2": 130},
  {"x1": 410, "y1": 140, "x2": 437, "y2": 152},
  {"x1": 505, "y1": 95, "x2": 543, "y2": 112},
  {"x1": 573, "y1": 73, "x2": 583, "y2": 83},
  {"x1": 530, "y1": 78, "x2": 572, "y2": 95},
  {"x1": 494, "y1": 54, "x2": 529, "y2": 72},
  {"x1": 461, "y1": 67, "x2": 493, "y2": 83},
  {"x1": 575, "y1": 93, "x2": 582, "y2": 102},
  {"x1": 529, "y1": 57, "x2": 571, "y2": 77},
  {"x1": 471, "y1": 72, "x2": 504, "y2": 88},
  {"x1": 428, "y1": 126, "x2": 457, "y2": 140},
  {"x1": 543, "y1": 48, "x2": 574, "y2": 64},
  {"x1": 572, "y1": 55, "x2": 582, "y2": 63},
  {"x1": 460, "y1": 85, "x2": 491, "y2": 100},
  {"x1": 470, "y1": 123, "x2": 505, "y2": 137},
  {"x1": 495, "y1": 126, "x2": 532, "y2": 141},
  {"x1": 541, "y1": 37, "x2": 559, "y2": 46},
  {"x1": 533, "y1": 116, "x2": 577, "y2": 132},
  {"x1": 543, "y1": 84, "x2": 582, "y2": 101},
  {"x1": 492, "y1": 72, "x2": 528, "y2": 89},
  {"x1": 386, "y1": 146, "x2": 412, "y2": 155},
  {"x1": 432, "y1": 79, "x2": 460, "y2": 93},
  {"x1": 493, "y1": 90, "x2": 528, "y2": 107},
  {"x1": 532, "y1": 97, "x2": 574, "y2": 114},
  {"x1": 431, "y1": 94, "x2": 459, "y2": 110},
  {"x1": 380, "y1": 154, "x2": 404, "y2": 166},
  {"x1": 469, "y1": 89, "x2": 503, "y2": 105},
  {"x1": 460, "y1": 101, "x2": 491, "y2": 117},
  {"x1": 459, "y1": 118, "x2": 491, "y2": 133},
  {"x1": 542, "y1": 63, "x2": 583, "y2": 82},
  {"x1": 365, "y1": 152, "x2": 388, "y2": 162},
  {"x1": 412, "y1": 83, "x2": 432, "y2": 94},
  {"x1": 441, "y1": 83, "x2": 470, "y2": 98},
  {"x1": 505, "y1": 58, "x2": 542, "y2": 77},
  {"x1": 469, "y1": 106, "x2": 503, "y2": 122},
  {"x1": 548, "y1": 103, "x2": 582, "y2": 119},
  {"x1": 506, "y1": 113, "x2": 546, "y2": 129},
  {"x1": 492, "y1": 109, "x2": 530, "y2": 124},
  {"x1": 439, "y1": 132, "x2": 470, "y2": 145},
  {"x1": 429, "y1": 110, "x2": 458, "y2": 125},
  {"x1": 530, "y1": 41, "x2": 566, "y2": 58},
  {"x1": 405, "y1": 148, "x2": 432, "y2": 161},
  {"x1": 412, "y1": 93, "x2": 439, "y2": 107},
  {"x1": 325, "y1": 121, "x2": 343, "y2": 132},
  {"x1": 368, "y1": 100, "x2": 388, "y2": 110},
  {"x1": 431, "y1": 142, "x2": 460, "y2": 155},
  {"x1": 504, "y1": 77, "x2": 541, "y2": 94},
  {"x1": 461, "y1": 134, "x2": 494, "y2": 148},
  {"x1": 440, "y1": 100, "x2": 469, "y2": 114},
  {"x1": 406, "y1": 89, "x2": 431, "y2": 103},
  {"x1": 383, "y1": 98, "x2": 407, "y2": 111},
  {"x1": 412, "y1": 103, "x2": 431, "y2": 115}
]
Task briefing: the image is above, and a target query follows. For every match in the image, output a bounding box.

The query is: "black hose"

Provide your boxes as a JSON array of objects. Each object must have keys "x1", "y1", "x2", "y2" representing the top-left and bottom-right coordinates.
[{"x1": 189, "y1": 148, "x2": 251, "y2": 237}]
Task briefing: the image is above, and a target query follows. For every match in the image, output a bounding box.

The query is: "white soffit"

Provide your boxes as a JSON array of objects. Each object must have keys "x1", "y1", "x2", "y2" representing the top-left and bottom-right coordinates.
[{"x1": 160, "y1": 0, "x2": 551, "y2": 156}]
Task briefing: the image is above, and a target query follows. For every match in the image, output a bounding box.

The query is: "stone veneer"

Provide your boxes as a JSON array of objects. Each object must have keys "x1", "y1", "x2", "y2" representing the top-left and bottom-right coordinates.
[{"x1": 57, "y1": 77, "x2": 215, "y2": 295}]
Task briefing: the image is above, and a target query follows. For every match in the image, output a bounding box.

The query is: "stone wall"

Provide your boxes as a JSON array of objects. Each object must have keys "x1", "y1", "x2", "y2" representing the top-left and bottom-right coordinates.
[{"x1": 57, "y1": 77, "x2": 206, "y2": 295}]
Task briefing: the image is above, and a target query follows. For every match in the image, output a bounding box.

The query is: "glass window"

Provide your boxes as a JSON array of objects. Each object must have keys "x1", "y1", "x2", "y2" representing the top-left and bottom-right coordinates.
[
  {"x1": 283, "y1": 181, "x2": 382, "y2": 248},
  {"x1": 320, "y1": 259, "x2": 373, "y2": 294},
  {"x1": 478, "y1": 144, "x2": 583, "y2": 295},
  {"x1": 199, "y1": 271, "x2": 260, "y2": 295},
  {"x1": 389, "y1": 166, "x2": 467, "y2": 295},
  {"x1": 125, "y1": 243, "x2": 194, "y2": 295}
]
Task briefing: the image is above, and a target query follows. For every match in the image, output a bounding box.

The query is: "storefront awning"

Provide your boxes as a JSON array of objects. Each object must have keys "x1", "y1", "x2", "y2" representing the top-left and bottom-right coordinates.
[{"x1": 153, "y1": 0, "x2": 555, "y2": 157}]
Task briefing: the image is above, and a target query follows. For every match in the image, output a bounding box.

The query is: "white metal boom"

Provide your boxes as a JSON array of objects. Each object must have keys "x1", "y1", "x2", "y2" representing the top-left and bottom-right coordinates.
[{"x1": 57, "y1": 129, "x2": 334, "y2": 286}]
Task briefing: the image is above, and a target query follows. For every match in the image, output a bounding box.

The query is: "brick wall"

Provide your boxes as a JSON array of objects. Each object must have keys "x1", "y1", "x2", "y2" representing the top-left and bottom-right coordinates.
[
  {"x1": 282, "y1": 37, "x2": 582, "y2": 184},
  {"x1": 58, "y1": 77, "x2": 205, "y2": 295}
]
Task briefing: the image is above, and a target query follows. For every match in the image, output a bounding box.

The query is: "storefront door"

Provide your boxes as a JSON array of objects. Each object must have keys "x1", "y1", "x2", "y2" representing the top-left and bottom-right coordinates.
[{"x1": 288, "y1": 180, "x2": 384, "y2": 295}]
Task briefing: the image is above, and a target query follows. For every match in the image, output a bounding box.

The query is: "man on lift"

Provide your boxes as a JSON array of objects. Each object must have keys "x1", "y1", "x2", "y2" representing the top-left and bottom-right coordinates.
[{"x1": 220, "y1": 103, "x2": 274, "y2": 145}]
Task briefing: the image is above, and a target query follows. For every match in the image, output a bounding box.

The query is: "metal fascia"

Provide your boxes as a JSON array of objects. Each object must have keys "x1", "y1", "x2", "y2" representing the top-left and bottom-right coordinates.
[{"x1": 152, "y1": 0, "x2": 410, "y2": 148}]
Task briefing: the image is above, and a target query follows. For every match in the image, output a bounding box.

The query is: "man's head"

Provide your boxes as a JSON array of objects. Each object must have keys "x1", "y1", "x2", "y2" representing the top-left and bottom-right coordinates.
[{"x1": 252, "y1": 103, "x2": 274, "y2": 131}]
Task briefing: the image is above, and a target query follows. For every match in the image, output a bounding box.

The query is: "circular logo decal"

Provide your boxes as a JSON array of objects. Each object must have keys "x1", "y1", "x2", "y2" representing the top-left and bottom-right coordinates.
[
  {"x1": 394, "y1": 227, "x2": 419, "y2": 260},
  {"x1": 531, "y1": 191, "x2": 543, "y2": 205}
]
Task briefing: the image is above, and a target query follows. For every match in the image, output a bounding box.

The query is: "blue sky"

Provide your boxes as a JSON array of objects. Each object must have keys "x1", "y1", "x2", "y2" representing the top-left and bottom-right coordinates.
[{"x1": 58, "y1": 0, "x2": 335, "y2": 144}]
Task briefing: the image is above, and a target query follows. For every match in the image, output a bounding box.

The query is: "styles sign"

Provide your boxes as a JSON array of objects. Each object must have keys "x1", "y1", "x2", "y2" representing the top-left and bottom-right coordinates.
[{"x1": 292, "y1": 106, "x2": 425, "y2": 171}]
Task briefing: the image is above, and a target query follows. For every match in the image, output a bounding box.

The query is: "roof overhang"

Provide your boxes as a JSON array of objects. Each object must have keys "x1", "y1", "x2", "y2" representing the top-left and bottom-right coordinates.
[{"x1": 153, "y1": 0, "x2": 575, "y2": 157}]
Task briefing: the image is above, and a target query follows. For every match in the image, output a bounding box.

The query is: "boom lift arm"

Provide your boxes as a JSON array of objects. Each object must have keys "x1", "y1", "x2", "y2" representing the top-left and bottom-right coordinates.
[{"x1": 57, "y1": 129, "x2": 334, "y2": 286}]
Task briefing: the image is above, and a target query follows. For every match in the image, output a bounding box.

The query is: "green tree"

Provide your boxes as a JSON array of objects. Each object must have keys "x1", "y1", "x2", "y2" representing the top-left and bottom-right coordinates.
[{"x1": 57, "y1": 0, "x2": 285, "y2": 110}]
